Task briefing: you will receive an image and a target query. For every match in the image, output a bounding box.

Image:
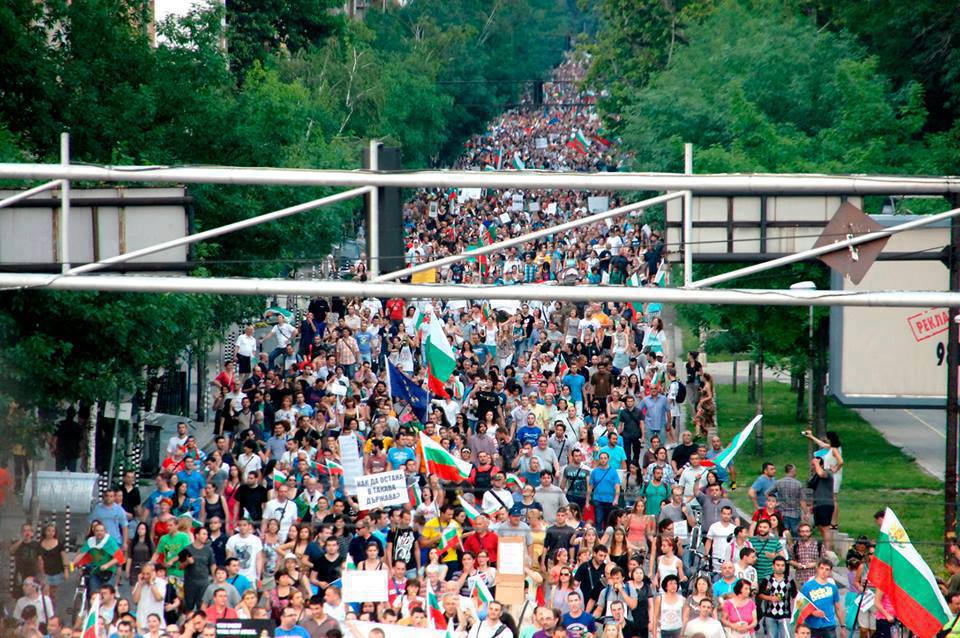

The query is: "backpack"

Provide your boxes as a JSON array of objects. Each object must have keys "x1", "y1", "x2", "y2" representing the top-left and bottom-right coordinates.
[{"x1": 675, "y1": 381, "x2": 687, "y2": 404}]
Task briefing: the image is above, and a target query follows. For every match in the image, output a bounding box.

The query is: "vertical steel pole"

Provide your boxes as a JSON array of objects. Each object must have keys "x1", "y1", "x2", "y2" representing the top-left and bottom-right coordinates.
[
  {"x1": 946, "y1": 199, "x2": 959, "y2": 559},
  {"x1": 683, "y1": 143, "x2": 693, "y2": 287},
  {"x1": 367, "y1": 139, "x2": 380, "y2": 278},
  {"x1": 60, "y1": 133, "x2": 71, "y2": 272}
]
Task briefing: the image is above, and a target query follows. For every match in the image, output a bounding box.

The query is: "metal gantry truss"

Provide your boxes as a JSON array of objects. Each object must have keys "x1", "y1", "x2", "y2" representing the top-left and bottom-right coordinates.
[{"x1": 1, "y1": 139, "x2": 960, "y2": 307}]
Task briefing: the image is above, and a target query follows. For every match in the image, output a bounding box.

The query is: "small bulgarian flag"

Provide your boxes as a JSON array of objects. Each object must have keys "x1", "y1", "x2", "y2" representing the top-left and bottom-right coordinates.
[
  {"x1": 700, "y1": 415, "x2": 762, "y2": 470},
  {"x1": 459, "y1": 495, "x2": 482, "y2": 522},
  {"x1": 512, "y1": 153, "x2": 525, "y2": 170},
  {"x1": 471, "y1": 577, "x2": 494, "y2": 611},
  {"x1": 593, "y1": 130, "x2": 612, "y2": 148},
  {"x1": 74, "y1": 534, "x2": 125, "y2": 569},
  {"x1": 408, "y1": 482, "x2": 423, "y2": 508},
  {"x1": 439, "y1": 524, "x2": 460, "y2": 555},
  {"x1": 557, "y1": 358, "x2": 569, "y2": 380},
  {"x1": 791, "y1": 591, "x2": 817, "y2": 626},
  {"x1": 345, "y1": 553, "x2": 357, "y2": 571},
  {"x1": 271, "y1": 467, "x2": 287, "y2": 484},
  {"x1": 420, "y1": 431, "x2": 472, "y2": 481},
  {"x1": 505, "y1": 473, "x2": 526, "y2": 489},
  {"x1": 480, "y1": 223, "x2": 496, "y2": 246},
  {"x1": 480, "y1": 302, "x2": 493, "y2": 322},
  {"x1": 326, "y1": 458, "x2": 344, "y2": 476},
  {"x1": 654, "y1": 268, "x2": 667, "y2": 287},
  {"x1": 626, "y1": 273, "x2": 644, "y2": 320},
  {"x1": 81, "y1": 594, "x2": 101, "y2": 638},
  {"x1": 426, "y1": 577, "x2": 447, "y2": 629},
  {"x1": 575, "y1": 130, "x2": 591, "y2": 150}
]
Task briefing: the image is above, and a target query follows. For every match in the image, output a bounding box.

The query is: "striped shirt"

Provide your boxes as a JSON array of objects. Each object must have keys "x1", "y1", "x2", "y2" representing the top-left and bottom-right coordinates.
[{"x1": 751, "y1": 534, "x2": 782, "y2": 580}]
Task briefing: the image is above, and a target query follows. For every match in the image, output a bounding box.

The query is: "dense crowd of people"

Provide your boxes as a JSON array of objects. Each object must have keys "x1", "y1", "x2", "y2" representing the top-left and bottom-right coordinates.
[{"x1": 1, "y1": 55, "x2": 890, "y2": 638}]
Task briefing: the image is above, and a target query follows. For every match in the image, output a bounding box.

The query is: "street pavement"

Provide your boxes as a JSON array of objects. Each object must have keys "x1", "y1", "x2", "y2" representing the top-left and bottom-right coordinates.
[{"x1": 856, "y1": 407, "x2": 946, "y2": 480}]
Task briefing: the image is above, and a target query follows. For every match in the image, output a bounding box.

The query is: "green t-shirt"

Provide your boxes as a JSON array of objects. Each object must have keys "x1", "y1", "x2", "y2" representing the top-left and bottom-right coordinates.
[
  {"x1": 751, "y1": 534, "x2": 782, "y2": 580},
  {"x1": 157, "y1": 531, "x2": 192, "y2": 578},
  {"x1": 643, "y1": 482, "x2": 670, "y2": 516}
]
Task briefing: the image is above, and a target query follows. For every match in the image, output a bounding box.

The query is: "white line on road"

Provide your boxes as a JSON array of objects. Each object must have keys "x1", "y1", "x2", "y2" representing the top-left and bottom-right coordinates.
[{"x1": 903, "y1": 409, "x2": 945, "y2": 439}]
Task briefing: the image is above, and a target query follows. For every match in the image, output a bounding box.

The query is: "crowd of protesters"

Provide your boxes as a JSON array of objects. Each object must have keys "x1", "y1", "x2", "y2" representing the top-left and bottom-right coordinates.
[{"x1": 0, "y1": 55, "x2": 884, "y2": 638}]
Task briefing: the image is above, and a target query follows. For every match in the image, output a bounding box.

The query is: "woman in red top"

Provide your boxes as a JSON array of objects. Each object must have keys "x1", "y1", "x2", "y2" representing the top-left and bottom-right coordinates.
[{"x1": 212, "y1": 361, "x2": 237, "y2": 393}]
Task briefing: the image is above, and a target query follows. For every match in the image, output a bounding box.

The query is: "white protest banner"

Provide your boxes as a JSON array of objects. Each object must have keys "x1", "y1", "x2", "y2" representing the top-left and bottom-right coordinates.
[
  {"x1": 348, "y1": 621, "x2": 448, "y2": 638},
  {"x1": 673, "y1": 519, "x2": 689, "y2": 544},
  {"x1": 354, "y1": 470, "x2": 409, "y2": 509},
  {"x1": 342, "y1": 570, "x2": 389, "y2": 603},
  {"x1": 510, "y1": 193, "x2": 524, "y2": 212},
  {"x1": 339, "y1": 432, "x2": 363, "y2": 493},
  {"x1": 587, "y1": 196, "x2": 609, "y2": 213},
  {"x1": 546, "y1": 202, "x2": 558, "y2": 216},
  {"x1": 499, "y1": 212, "x2": 511, "y2": 224},
  {"x1": 529, "y1": 200, "x2": 541, "y2": 212},
  {"x1": 535, "y1": 137, "x2": 548, "y2": 149},
  {"x1": 459, "y1": 188, "x2": 482, "y2": 202}
]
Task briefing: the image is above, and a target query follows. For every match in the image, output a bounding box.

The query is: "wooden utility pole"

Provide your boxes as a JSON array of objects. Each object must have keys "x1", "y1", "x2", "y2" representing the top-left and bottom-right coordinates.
[{"x1": 945, "y1": 199, "x2": 959, "y2": 559}]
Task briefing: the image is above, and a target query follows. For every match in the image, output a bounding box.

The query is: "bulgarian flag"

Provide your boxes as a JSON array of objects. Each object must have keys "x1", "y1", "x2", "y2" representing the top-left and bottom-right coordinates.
[
  {"x1": 424, "y1": 311, "x2": 457, "y2": 398},
  {"x1": 471, "y1": 577, "x2": 494, "y2": 611},
  {"x1": 700, "y1": 415, "x2": 762, "y2": 470},
  {"x1": 480, "y1": 302, "x2": 493, "y2": 322},
  {"x1": 505, "y1": 473, "x2": 526, "y2": 489},
  {"x1": 439, "y1": 524, "x2": 460, "y2": 555},
  {"x1": 480, "y1": 224, "x2": 496, "y2": 247},
  {"x1": 575, "y1": 130, "x2": 591, "y2": 149},
  {"x1": 81, "y1": 594, "x2": 101, "y2": 638},
  {"x1": 74, "y1": 534, "x2": 125, "y2": 569},
  {"x1": 791, "y1": 591, "x2": 817, "y2": 626},
  {"x1": 626, "y1": 273, "x2": 644, "y2": 320},
  {"x1": 420, "y1": 431, "x2": 472, "y2": 481},
  {"x1": 868, "y1": 508, "x2": 950, "y2": 638},
  {"x1": 512, "y1": 153, "x2": 526, "y2": 170},
  {"x1": 271, "y1": 467, "x2": 287, "y2": 484},
  {"x1": 426, "y1": 578, "x2": 447, "y2": 629},
  {"x1": 408, "y1": 482, "x2": 423, "y2": 508},
  {"x1": 557, "y1": 358, "x2": 569, "y2": 380},
  {"x1": 593, "y1": 130, "x2": 612, "y2": 148},
  {"x1": 654, "y1": 268, "x2": 667, "y2": 287},
  {"x1": 459, "y1": 495, "x2": 482, "y2": 522},
  {"x1": 345, "y1": 553, "x2": 357, "y2": 571},
  {"x1": 325, "y1": 458, "x2": 344, "y2": 476}
]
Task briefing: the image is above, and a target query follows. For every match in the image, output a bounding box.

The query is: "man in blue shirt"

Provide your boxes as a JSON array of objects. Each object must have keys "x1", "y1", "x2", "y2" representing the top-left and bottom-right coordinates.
[
  {"x1": 562, "y1": 591, "x2": 597, "y2": 637},
  {"x1": 177, "y1": 457, "x2": 206, "y2": 499},
  {"x1": 88, "y1": 490, "x2": 128, "y2": 546},
  {"x1": 562, "y1": 365, "x2": 587, "y2": 412},
  {"x1": 587, "y1": 451, "x2": 621, "y2": 529},
  {"x1": 596, "y1": 431, "x2": 627, "y2": 470},
  {"x1": 517, "y1": 413, "x2": 543, "y2": 447},
  {"x1": 639, "y1": 385, "x2": 669, "y2": 446},
  {"x1": 275, "y1": 606, "x2": 311, "y2": 638},
  {"x1": 387, "y1": 434, "x2": 416, "y2": 470},
  {"x1": 749, "y1": 462, "x2": 778, "y2": 510},
  {"x1": 800, "y1": 560, "x2": 845, "y2": 638}
]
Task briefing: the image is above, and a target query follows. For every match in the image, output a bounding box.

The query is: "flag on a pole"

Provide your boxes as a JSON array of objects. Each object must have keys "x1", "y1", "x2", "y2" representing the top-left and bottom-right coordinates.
[
  {"x1": 73, "y1": 534, "x2": 125, "y2": 569},
  {"x1": 868, "y1": 508, "x2": 950, "y2": 638},
  {"x1": 408, "y1": 482, "x2": 423, "y2": 508},
  {"x1": 388, "y1": 361, "x2": 429, "y2": 423},
  {"x1": 512, "y1": 153, "x2": 525, "y2": 170},
  {"x1": 471, "y1": 577, "x2": 494, "y2": 611},
  {"x1": 424, "y1": 310, "x2": 457, "y2": 398},
  {"x1": 700, "y1": 415, "x2": 762, "y2": 470},
  {"x1": 626, "y1": 273, "x2": 645, "y2": 320},
  {"x1": 420, "y1": 432, "x2": 472, "y2": 481},
  {"x1": 593, "y1": 130, "x2": 612, "y2": 148},
  {"x1": 325, "y1": 459, "x2": 344, "y2": 476},
  {"x1": 439, "y1": 524, "x2": 460, "y2": 556},
  {"x1": 791, "y1": 591, "x2": 817, "y2": 626},
  {"x1": 271, "y1": 467, "x2": 287, "y2": 484},
  {"x1": 575, "y1": 130, "x2": 592, "y2": 150},
  {"x1": 494, "y1": 148, "x2": 503, "y2": 171},
  {"x1": 459, "y1": 495, "x2": 482, "y2": 522},
  {"x1": 81, "y1": 594, "x2": 101, "y2": 638},
  {"x1": 345, "y1": 553, "x2": 357, "y2": 571},
  {"x1": 426, "y1": 578, "x2": 447, "y2": 629}
]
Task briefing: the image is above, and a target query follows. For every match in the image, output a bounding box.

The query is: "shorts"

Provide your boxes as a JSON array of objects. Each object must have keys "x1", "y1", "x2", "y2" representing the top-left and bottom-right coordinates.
[
  {"x1": 44, "y1": 573, "x2": 65, "y2": 586},
  {"x1": 858, "y1": 606, "x2": 876, "y2": 630},
  {"x1": 813, "y1": 504, "x2": 835, "y2": 527},
  {"x1": 237, "y1": 354, "x2": 252, "y2": 374}
]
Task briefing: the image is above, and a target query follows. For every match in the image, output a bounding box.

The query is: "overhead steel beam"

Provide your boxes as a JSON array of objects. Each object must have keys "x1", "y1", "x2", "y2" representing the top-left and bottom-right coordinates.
[
  {"x1": 0, "y1": 180, "x2": 64, "y2": 210},
  {"x1": 2, "y1": 273, "x2": 960, "y2": 308},
  {"x1": 373, "y1": 191, "x2": 688, "y2": 283},
  {"x1": 64, "y1": 186, "x2": 372, "y2": 276},
  {"x1": 689, "y1": 205, "x2": 960, "y2": 289},
  {"x1": 1, "y1": 163, "x2": 960, "y2": 194}
]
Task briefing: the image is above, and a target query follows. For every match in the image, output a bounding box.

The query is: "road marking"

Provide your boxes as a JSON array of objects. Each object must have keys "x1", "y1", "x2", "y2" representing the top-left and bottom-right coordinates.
[{"x1": 903, "y1": 409, "x2": 945, "y2": 439}]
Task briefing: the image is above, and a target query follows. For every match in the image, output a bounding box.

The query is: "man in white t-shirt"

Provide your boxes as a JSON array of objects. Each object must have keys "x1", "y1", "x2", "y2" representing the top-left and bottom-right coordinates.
[
  {"x1": 262, "y1": 482, "x2": 298, "y2": 539},
  {"x1": 225, "y1": 519, "x2": 264, "y2": 584},
  {"x1": 166, "y1": 422, "x2": 189, "y2": 456},
  {"x1": 683, "y1": 598, "x2": 725, "y2": 638},
  {"x1": 704, "y1": 505, "x2": 738, "y2": 570},
  {"x1": 260, "y1": 314, "x2": 297, "y2": 372},
  {"x1": 234, "y1": 325, "x2": 257, "y2": 378}
]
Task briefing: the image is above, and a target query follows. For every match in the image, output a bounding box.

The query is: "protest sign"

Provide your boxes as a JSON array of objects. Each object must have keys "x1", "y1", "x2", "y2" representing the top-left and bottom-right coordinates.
[
  {"x1": 339, "y1": 432, "x2": 363, "y2": 493},
  {"x1": 343, "y1": 570, "x2": 389, "y2": 603},
  {"x1": 355, "y1": 470, "x2": 409, "y2": 509},
  {"x1": 215, "y1": 620, "x2": 273, "y2": 638}
]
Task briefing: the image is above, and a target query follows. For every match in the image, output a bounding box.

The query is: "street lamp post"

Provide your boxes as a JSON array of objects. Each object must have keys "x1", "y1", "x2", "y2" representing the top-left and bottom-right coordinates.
[{"x1": 791, "y1": 281, "x2": 817, "y2": 447}]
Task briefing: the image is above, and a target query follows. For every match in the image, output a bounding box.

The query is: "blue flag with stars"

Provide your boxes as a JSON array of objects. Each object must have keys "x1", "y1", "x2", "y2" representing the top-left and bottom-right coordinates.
[{"x1": 388, "y1": 361, "x2": 429, "y2": 424}]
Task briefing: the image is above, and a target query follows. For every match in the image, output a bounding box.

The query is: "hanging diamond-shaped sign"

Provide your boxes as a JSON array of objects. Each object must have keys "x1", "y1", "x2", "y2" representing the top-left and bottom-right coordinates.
[{"x1": 813, "y1": 202, "x2": 888, "y2": 284}]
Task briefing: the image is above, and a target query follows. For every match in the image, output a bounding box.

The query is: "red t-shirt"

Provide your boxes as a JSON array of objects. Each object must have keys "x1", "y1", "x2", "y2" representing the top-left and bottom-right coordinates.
[
  {"x1": 463, "y1": 530, "x2": 499, "y2": 564},
  {"x1": 386, "y1": 299, "x2": 405, "y2": 321}
]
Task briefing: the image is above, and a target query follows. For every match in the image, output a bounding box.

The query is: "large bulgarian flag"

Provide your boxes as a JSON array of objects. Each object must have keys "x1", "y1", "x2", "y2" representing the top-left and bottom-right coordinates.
[
  {"x1": 868, "y1": 508, "x2": 950, "y2": 638},
  {"x1": 81, "y1": 594, "x2": 101, "y2": 638},
  {"x1": 424, "y1": 310, "x2": 457, "y2": 398},
  {"x1": 459, "y1": 495, "x2": 482, "y2": 522},
  {"x1": 420, "y1": 432, "x2": 472, "y2": 481},
  {"x1": 701, "y1": 414, "x2": 762, "y2": 470},
  {"x1": 471, "y1": 577, "x2": 494, "y2": 611},
  {"x1": 74, "y1": 534, "x2": 125, "y2": 569},
  {"x1": 791, "y1": 591, "x2": 817, "y2": 626},
  {"x1": 426, "y1": 578, "x2": 447, "y2": 629}
]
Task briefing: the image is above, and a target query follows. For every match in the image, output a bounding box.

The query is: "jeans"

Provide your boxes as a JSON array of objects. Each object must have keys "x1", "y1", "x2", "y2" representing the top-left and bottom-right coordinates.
[
  {"x1": 764, "y1": 617, "x2": 790, "y2": 638},
  {"x1": 267, "y1": 346, "x2": 286, "y2": 371},
  {"x1": 623, "y1": 435, "x2": 642, "y2": 467},
  {"x1": 808, "y1": 627, "x2": 838, "y2": 638},
  {"x1": 593, "y1": 500, "x2": 614, "y2": 529},
  {"x1": 783, "y1": 515, "x2": 800, "y2": 536}
]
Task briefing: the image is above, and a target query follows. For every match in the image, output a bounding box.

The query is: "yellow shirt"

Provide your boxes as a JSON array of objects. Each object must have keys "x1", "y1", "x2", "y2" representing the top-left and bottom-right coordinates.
[
  {"x1": 364, "y1": 436, "x2": 394, "y2": 454},
  {"x1": 421, "y1": 517, "x2": 461, "y2": 563}
]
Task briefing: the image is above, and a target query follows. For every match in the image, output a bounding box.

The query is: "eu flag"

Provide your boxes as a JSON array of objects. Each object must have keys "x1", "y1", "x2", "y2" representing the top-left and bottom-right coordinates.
[{"x1": 388, "y1": 361, "x2": 430, "y2": 424}]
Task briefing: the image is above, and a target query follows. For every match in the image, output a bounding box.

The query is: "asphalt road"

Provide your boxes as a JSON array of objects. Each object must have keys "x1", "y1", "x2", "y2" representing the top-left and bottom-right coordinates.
[{"x1": 856, "y1": 407, "x2": 946, "y2": 480}]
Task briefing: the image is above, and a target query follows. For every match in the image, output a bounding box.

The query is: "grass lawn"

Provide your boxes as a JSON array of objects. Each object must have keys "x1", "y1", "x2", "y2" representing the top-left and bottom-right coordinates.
[{"x1": 711, "y1": 381, "x2": 946, "y2": 569}]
